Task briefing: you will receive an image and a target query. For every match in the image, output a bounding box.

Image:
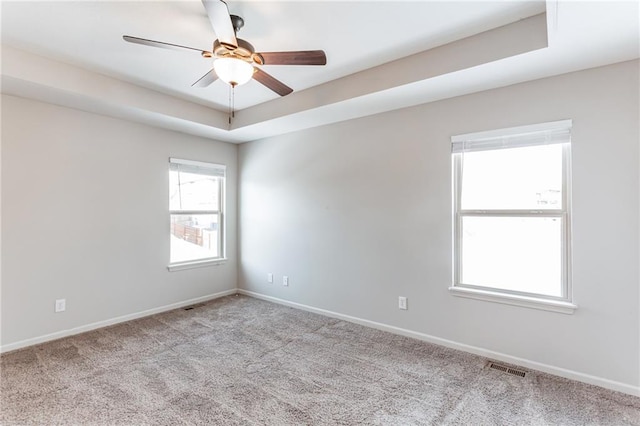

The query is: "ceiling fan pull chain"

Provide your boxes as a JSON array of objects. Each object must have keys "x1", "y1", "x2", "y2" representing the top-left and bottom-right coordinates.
[
  {"x1": 228, "y1": 84, "x2": 232, "y2": 126},
  {"x1": 227, "y1": 83, "x2": 236, "y2": 127}
]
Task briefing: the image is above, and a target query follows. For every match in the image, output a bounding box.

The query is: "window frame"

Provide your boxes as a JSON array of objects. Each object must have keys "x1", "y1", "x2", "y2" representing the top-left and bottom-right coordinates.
[
  {"x1": 450, "y1": 120, "x2": 577, "y2": 314},
  {"x1": 167, "y1": 158, "x2": 226, "y2": 271}
]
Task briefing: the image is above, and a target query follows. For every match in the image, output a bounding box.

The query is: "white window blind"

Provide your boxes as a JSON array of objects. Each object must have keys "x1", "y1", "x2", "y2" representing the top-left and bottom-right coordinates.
[
  {"x1": 451, "y1": 120, "x2": 572, "y2": 153},
  {"x1": 169, "y1": 158, "x2": 225, "y2": 177}
]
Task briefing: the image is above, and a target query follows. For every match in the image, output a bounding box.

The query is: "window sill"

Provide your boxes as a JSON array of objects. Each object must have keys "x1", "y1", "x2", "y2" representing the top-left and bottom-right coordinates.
[
  {"x1": 448, "y1": 286, "x2": 577, "y2": 314},
  {"x1": 167, "y1": 258, "x2": 227, "y2": 272}
]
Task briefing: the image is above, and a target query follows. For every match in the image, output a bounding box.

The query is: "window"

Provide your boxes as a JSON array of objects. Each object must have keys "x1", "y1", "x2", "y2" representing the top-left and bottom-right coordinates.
[
  {"x1": 169, "y1": 158, "x2": 225, "y2": 270},
  {"x1": 450, "y1": 120, "x2": 576, "y2": 313}
]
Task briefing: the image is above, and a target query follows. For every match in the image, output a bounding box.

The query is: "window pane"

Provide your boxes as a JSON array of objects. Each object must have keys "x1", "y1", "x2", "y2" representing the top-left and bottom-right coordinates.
[
  {"x1": 461, "y1": 145, "x2": 563, "y2": 210},
  {"x1": 170, "y1": 214, "x2": 219, "y2": 263},
  {"x1": 460, "y1": 216, "x2": 562, "y2": 297},
  {"x1": 169, "y1": 171, "x2": 220, "y2": 211}
]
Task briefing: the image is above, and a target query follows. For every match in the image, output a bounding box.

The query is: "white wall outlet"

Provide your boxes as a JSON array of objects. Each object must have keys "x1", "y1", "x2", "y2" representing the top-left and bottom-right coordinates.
[
  {"x1": 398, "y1": 296, "x2": 408, "y2": 310},
  {"x1": 283, "y1": 276, "x2": 289, "y2": 286},
  {"x1": 267, "y1": 273, "x2": 273, "y2": 283},
  {"x1": 55, "y1": 299, "x2": 66, "y2": 313}
]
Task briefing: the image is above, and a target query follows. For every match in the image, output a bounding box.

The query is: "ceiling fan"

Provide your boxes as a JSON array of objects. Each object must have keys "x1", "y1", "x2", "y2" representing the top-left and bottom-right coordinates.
[{"x1": 123, "y1": 0, "x2": 327, "y2": 97}]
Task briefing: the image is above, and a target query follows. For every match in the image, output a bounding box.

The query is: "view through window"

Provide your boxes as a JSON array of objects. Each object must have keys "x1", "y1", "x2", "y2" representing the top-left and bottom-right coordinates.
[{"x1": 169, "y1": 158, "x2": 225, "y2": 265}]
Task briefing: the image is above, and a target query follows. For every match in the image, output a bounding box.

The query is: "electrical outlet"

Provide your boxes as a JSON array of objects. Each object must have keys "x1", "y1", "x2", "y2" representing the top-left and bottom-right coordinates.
[
  {"x1": 55, "y1": 299, "x2": 66, "y2": 313},
  {"x1": 267, "y1": 273, "x2": 273, "y2": 283},
  {"x1": 398, "y1": 296, "x2": 407, "y2": 310},
  {"x1": 283, "y1": 276, "x2": 289, "y2": 286}
]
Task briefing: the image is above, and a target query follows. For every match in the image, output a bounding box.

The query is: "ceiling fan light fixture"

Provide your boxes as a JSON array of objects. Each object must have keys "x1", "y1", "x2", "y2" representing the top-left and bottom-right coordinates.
[{"x1": 213, "y1": 57, "x2": 254, "y2": 87}]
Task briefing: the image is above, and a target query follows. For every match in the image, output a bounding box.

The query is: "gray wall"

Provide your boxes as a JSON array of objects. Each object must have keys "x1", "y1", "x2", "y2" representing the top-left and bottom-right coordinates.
[
  {"x1": 1, "y1": 95, "x2": 238, "y2": 346},
  {"x1": 238, "y1": 60, "x2": 640, "y2": 389}
]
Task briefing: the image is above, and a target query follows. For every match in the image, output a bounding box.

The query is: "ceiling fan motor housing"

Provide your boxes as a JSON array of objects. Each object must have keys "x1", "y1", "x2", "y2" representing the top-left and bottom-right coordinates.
[{"x1": 212, "y1": 39, "x2": 263, "y2": 65}]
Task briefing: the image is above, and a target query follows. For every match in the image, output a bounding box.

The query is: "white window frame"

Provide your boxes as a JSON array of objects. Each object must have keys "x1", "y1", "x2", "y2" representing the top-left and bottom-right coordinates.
[
  {"x1": 168, "y1": 158, "x2": 226, "y2": 271},
  {"x1": 449, "y1": 120, "x2": 577, "y2": 314}
]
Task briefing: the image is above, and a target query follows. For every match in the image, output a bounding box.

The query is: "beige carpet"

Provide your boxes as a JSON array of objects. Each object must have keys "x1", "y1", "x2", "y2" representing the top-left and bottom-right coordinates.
[{"x1": 1, "y1": 295, "x2": 639, "y2": 425}]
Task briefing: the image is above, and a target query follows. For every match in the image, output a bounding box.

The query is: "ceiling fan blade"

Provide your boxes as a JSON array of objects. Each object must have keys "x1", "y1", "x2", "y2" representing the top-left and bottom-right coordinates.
[
  {"x1": 123, "y1": 35, "x2": 211, "y2": 56},
  {"x1": 192, "y1": 68, "x2": 218, "y2": 87},
  {"x1": 252, "y1": 67, "x2": 293, "y2": 97},
  {"x1": 201, "y1": 0, "x2": 238, "y2": 49},
  {"x1": 256, "y1": 50, "x2": 327, "y2": 66}
]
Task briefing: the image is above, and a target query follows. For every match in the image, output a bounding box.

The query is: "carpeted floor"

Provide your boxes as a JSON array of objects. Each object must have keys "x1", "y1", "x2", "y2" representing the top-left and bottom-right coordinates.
[{"x1": 1, "y1": 295, "x2": 639, "y2": 425}]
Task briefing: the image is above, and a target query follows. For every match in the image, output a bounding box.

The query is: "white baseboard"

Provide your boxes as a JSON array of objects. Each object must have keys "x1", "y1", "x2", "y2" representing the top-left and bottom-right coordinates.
[
  {"x1": 238, "y1": 289, "x2": 640, "y2": 397},
  {"x1": 0, "y1": 288, "x2": 238, "y2": 354}
]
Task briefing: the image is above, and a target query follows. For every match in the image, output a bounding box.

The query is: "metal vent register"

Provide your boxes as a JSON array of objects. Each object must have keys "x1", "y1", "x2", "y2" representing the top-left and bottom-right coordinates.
[
  {"x1": 183, "y1": 303, "x2": 206, "y2": 311},
  {"x1": 488, "y1": 361, "x2": 527, "y2": 378}
]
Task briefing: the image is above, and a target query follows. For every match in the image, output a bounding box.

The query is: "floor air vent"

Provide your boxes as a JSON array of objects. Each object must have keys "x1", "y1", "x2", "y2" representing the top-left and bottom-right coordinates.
[
  {"x1": 183, "y1": 303, "x2": 206, "y2": 311},
  {"x1": 488, "y1": 362, "x2": 527, "y2": 378}
]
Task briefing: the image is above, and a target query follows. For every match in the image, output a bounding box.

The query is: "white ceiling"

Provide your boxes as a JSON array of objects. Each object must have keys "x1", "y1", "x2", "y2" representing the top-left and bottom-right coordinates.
[
  {"x1": 2, "y1": 1, "x2": 545, "y2": 110},
  {"x1": 1, "y1": 1, "x2": 639, "y2": 143}
]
